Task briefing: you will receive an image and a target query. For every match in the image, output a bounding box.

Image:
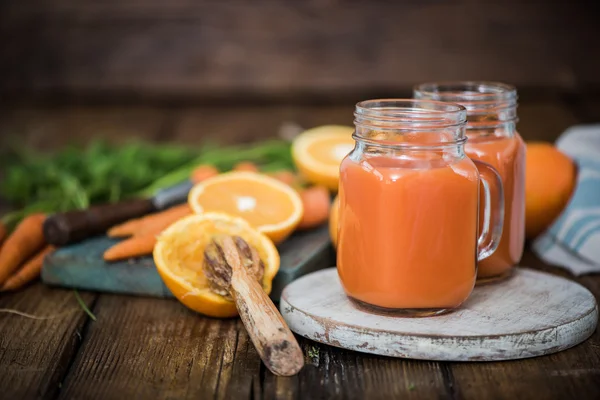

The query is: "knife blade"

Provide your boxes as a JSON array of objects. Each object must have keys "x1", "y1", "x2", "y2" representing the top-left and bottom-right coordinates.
[{"x1": 43, "y1": 180, "x2": 195, "y2": 246}]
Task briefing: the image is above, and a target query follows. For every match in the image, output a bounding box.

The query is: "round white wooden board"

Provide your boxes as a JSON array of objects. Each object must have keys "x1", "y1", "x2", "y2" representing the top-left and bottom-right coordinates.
[{"x1": 280, "y1": 267, "x2": 598, "y2": 361}]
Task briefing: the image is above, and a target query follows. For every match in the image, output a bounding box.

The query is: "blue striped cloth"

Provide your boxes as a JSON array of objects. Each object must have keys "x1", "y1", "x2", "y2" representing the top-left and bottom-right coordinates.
[{"x1": 533, "y1": 124, "x2": 600, "y2": 275}]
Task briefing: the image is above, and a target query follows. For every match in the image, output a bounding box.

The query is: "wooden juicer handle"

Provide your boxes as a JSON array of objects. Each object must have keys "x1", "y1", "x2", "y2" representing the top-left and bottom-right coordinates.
[{"x1": 219, "y1": 236, "x2": 304, "y2": 376}]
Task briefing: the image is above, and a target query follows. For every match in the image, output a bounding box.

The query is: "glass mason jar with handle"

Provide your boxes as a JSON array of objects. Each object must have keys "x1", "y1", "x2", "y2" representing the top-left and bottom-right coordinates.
[
  {"x1": 337, "y1": 99, "x2": 504, "y2": 316},
  {"x1": 414, "y1": 82, "x2": 525, "y2": 282}
]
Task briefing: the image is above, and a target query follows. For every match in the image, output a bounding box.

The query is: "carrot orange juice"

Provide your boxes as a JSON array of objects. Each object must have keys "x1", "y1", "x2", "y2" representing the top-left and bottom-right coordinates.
[
  {"x1": 338, "y1": 156, "x2": 479, "y2": 310},
  {"x1": 337, "y1": 99, "x2": 504, "y2": 314},
  {"x1": 415, "y1": 82, "x2": 525, "y2": 281},
  {"x1": 466, "y1": 134, "x2": 526, "y2": 279}
]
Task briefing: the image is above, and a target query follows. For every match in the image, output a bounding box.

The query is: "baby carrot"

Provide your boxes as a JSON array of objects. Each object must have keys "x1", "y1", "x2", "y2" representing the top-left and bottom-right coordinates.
[
  {"x1": 104, "y1": 233, "x2": 158, "y2": 262},
  {"x1": 0, "y1": 245, "x2": 55, "y2": 291},
  {"x1": 135, "y1": 206, "x2": 191, "y2": 236},
  {"x1": 104, "y1": 207, "x2": 191, "y2": 261},
  {"x1": 190, "y1": 164, "x2": 219, "y2": 184},
  {"x1": 269, "y1": 170, "x2": 298, "y2": 187},
  {"x1": 297, "y1": 186, "x2": 331, "y2": 230},
  {"x1": 108, "y1": 204, "x2": 190, "y2": 238},
  {"x1": 0, "y1": 213, "x2": 46, "y2": 285},
  {"x1": 233, "y1": 161, "x2": 260, "y2": 173}
]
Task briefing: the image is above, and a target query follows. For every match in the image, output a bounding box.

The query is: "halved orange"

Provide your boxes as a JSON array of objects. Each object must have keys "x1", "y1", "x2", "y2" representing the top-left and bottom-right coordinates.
[
  {"x1": 188, "y1": 171, "x2": 303, "y2": 244},
  {"x1": 153, "y1": 212, "x2": 280, "y2": 318},
  {"x1": 291, "y1": 125, "x2": 355, "y2": 191}
]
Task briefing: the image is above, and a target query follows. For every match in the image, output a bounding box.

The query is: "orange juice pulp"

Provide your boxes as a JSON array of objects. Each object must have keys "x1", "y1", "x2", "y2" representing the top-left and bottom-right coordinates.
[
  {"x1": 337, "y1": 155, "x2": 479, "y2": 310},
  {"x1": 465, "y1": 133, "x2": 526, "y2": 279}
]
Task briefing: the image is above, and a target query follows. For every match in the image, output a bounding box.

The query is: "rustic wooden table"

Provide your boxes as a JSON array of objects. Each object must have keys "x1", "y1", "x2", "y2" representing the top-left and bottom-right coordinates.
[{"x1": 1, "y1": 93, "x2": 599, "y2": 399}]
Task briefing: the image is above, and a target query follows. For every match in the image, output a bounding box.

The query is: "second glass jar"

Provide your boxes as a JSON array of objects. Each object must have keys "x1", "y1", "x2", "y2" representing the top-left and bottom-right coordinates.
[{"x1": 414, "y1": 82, "x2": 526, "y2": 281}]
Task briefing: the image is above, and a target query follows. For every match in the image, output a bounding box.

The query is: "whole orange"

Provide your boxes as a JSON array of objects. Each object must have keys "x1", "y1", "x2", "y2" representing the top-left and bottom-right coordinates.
[
  {"x1": 329, "y1": 195, "x2": 340, "y2": 248},
  {"x1": 525, "y1": 142, "x2": 576, "y2": 238}
]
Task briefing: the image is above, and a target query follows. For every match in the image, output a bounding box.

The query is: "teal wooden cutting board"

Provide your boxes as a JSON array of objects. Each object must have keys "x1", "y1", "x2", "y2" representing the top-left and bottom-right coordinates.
[{"x1": 41, "y1": 224, "x2": 334, "y2": 302}]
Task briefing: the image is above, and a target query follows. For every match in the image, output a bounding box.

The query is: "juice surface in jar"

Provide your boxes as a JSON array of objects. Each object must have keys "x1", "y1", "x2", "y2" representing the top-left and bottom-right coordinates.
[
  {"x1": 465, "y1": 133, "x2": 526, "y2": 279},
  {"x1": 414, "y1": 82, "x2": 525, "y2": 281},
  {"x1": 337, "y1": 154, "x2": 479, "y2": 310}
]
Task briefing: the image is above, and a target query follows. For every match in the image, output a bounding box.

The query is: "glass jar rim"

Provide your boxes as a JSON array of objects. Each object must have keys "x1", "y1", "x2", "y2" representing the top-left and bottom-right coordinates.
[
  {"x1": 351, "y1": 132, "x2": 468, "y2": 151},
  {"x1": 354, "y1": 99, "x2": 467, "y2": 129},
  {"x1": 353, "y1": 99, "x2": 468, "y2": 149},
  {"x1": 413, "y1": 81, "x2": 517, "y2": 104}
]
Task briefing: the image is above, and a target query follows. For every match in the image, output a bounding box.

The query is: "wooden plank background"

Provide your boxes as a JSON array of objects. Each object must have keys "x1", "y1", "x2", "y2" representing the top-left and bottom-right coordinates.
[
  {"x1": 1, "y1": 1, "x2": 599, "y2": 398},
  {"x1": 0, "y1": 98, "x2": 598, "y2": 397},
  {"x1": 1, "y1": 0, "x2": 598, "y2": 102}
]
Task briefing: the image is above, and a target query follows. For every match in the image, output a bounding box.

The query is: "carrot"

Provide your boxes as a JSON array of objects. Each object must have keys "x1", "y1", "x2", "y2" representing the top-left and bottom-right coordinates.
[
  {"x1": 104, "y1": 206, "x2": 191, "y2": 261},
  {"x1": 136, "y1": 206, "x2": 191, "y2": 236},
  {"x1": 0, "y1": 213, "x2": 46, "y2": 285},
  {"x1": 269, "y1": 170, "x2": 298, "y2": 187},
  {"x1": 190, "y1": 164, "x2": 219, "y2": 184},
  {"x1": 233, "y1": 161, "x2": 259, "y2": 173},
  {"x1": 0, "y1": 245, "x2": 55, "y2": 291},
  {"x1": 104, "y1": 233, "x2": 158, "y2": 261},
  {"x1": 108, "y1": 204, "x2": 190, "y2": 238},
  {"x1": 297, "y1": 186, "x2": 331, "y2": 230}
]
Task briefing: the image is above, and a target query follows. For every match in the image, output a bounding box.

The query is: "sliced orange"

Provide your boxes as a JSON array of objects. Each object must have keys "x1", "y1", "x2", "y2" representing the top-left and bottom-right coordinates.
[
  {"x1": 188, "y1": 171, "x2": 303, "y2": 244},
  {"x1": 153, "y1": 212, "x2": 280, "y2": 318},
  {"x1": 291, "y1": 125, "x2": 355, "y2": 191}
]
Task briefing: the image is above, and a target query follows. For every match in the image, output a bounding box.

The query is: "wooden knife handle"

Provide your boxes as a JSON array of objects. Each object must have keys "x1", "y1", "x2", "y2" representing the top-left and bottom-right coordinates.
[
  {"x1": 43, "y1": 198, "x2": 155, "y2": 246},
  {"x1": 230, "y1": 268, "x2": 304, "y2": 376}
]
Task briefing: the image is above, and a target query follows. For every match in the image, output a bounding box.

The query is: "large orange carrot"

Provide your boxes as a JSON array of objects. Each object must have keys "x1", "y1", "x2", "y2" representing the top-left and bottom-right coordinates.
[
  {"x1": 190, "y1": 164, "x2": 219, "y2": 184},
  {"x1": 104, "y1": 233, "x2": 158, "y2": 261},
  {"x1": 233, "y1": 161, "x2": 259, "y2": 173},
  {"x1": 0, "y1": 245, "x2": 55, "y2": 291},
  {"x1": 0, "y1": 213, "x2": 46, "y2": 285},
  {"x1": 297, "y1": 186, "x2": 331, "y2": 230},
  {"x1": 108, "y1": 204, "x2": 190, "y2": 238}
]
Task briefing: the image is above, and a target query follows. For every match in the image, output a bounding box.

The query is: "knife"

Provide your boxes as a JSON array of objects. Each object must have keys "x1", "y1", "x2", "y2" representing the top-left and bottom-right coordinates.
[{"x1": 43, "y1": 180, "x2": 194, "y2": 246}]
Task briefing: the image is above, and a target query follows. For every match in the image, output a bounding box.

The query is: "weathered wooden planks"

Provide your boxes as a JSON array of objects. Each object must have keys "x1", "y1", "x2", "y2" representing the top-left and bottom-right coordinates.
[
  {"x1": 0, "y1": 106, "x2": 168, "y2": 150},
  {"x1": 57, "y1": 295, "x2": 269, "y2": 400},
  {"x1": 58, "y1": 294, "x2": 451, "y2": 399},
  {"x1": 263, "y1": 343, "x2": 449, "y2": 400},
  {"x1": 0, "y1": 105, "x2": 353, "y2": 151},
  {"x1": 1, "y1": 1, "x2": 598, "y2": 100},
  {"x1": 0, "y1": 99, "x2": 599, "y2": 399},
  {"x1": 55, "y1": 257, "x2": 600, "y2": 400},
  {"x1": 0, "y1": 284, "x2": 95, "y2": 399},
  {"x1": 0, "y1": 99, "x2": 578, "y2": 151}
]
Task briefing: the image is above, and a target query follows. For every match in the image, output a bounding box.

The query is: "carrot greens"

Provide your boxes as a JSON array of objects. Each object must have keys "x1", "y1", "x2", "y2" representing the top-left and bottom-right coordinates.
[{"x1": 1, "y1": 139, "x2": 294, "y2": 228}]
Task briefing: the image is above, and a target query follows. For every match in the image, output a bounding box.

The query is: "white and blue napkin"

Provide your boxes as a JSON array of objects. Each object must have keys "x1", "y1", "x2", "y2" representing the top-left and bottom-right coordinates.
[{"x1": 533, "y1": 124, "x2": 600, "y2": 275}]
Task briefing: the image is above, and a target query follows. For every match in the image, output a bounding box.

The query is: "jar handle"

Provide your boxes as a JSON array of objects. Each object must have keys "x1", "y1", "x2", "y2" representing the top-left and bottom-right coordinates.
[{"x1": 473, "y1": 160, "x2": 505, "y2": 261}]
